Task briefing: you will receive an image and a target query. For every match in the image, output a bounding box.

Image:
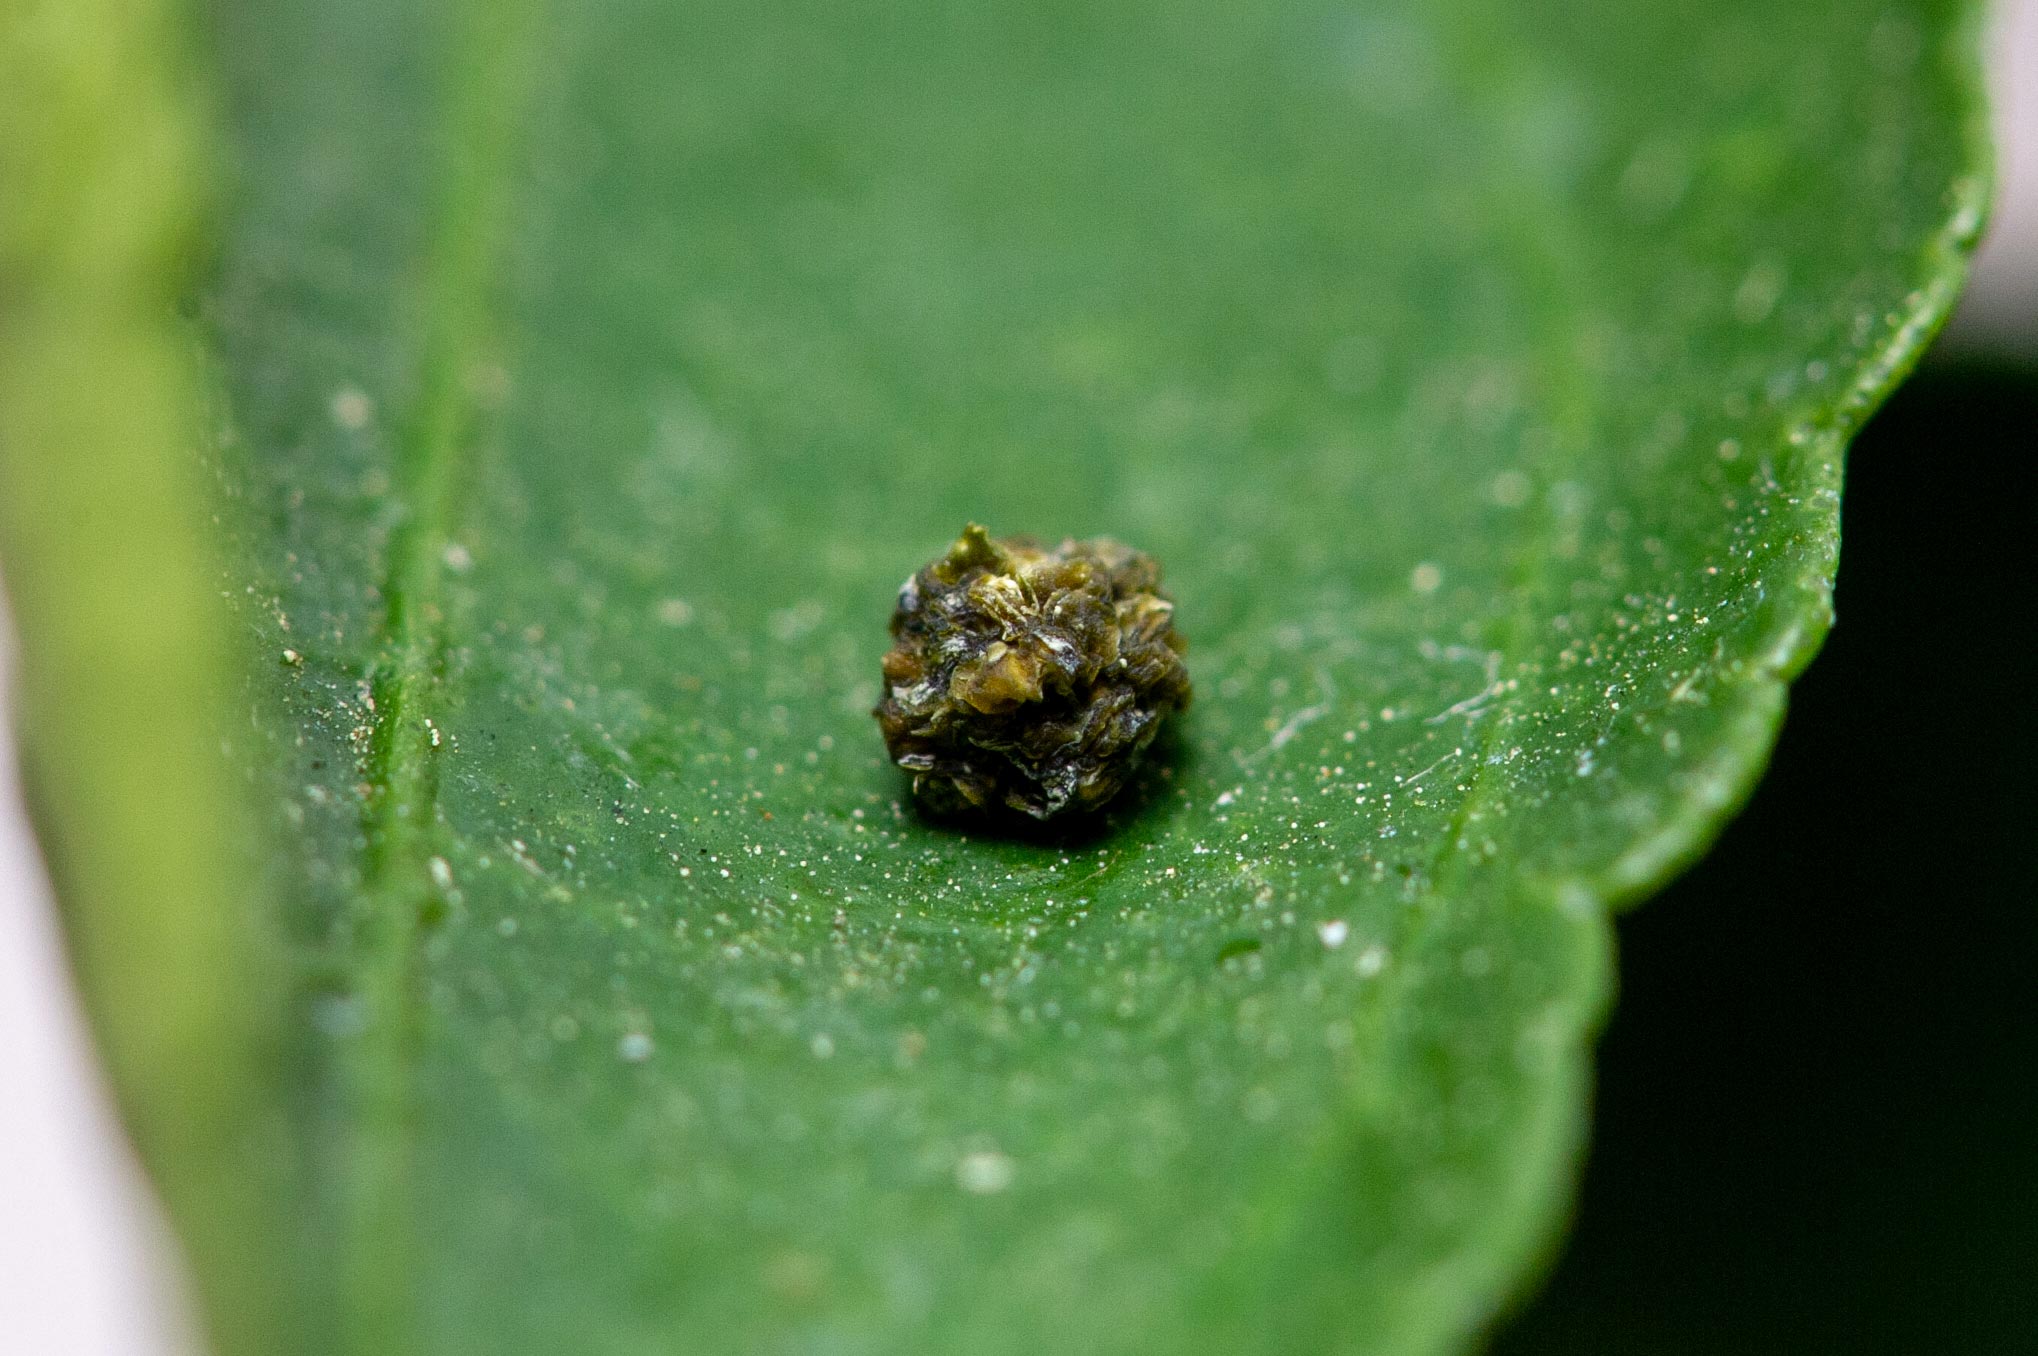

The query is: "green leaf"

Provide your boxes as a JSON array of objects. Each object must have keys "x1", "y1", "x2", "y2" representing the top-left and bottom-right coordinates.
[{"x1": 0, "y1": 1, "x2": 1988, "y2": 1353}]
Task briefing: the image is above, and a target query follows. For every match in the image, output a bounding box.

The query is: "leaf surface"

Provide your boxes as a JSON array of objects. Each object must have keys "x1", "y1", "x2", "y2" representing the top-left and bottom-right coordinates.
[{"x1": 0, "y1": 1, "x2": 1987, "y2": 1353}]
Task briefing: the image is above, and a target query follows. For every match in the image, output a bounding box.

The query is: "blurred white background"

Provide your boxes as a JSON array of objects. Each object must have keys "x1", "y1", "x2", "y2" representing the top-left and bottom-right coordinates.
[{"x1": 2, "y1": 5, "x2": 2032, "y2": 1352}]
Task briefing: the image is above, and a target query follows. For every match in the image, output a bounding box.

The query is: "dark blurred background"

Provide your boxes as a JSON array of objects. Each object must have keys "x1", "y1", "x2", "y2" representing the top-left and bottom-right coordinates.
[{"x1": 1493, "y1": 356, "x2": 2038, "y2": 1355}]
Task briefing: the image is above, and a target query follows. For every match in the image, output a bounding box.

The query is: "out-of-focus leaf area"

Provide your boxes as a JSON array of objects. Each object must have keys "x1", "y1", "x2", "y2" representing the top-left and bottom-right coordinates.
[{"x1": 1495, "y1": 358, "x2": 2038, "y2": 1356}]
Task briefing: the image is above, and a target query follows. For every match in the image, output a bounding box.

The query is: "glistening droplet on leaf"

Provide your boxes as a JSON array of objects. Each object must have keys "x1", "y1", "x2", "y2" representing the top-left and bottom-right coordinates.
[{"x1": 874, "y1": 524, "x2": 1191, "y2": 820}]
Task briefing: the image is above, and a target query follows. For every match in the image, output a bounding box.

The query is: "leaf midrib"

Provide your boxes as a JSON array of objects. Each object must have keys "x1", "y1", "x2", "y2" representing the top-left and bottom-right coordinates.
[{"x1": 337, "y1": 1, "x2": 544, "y2": 1343}]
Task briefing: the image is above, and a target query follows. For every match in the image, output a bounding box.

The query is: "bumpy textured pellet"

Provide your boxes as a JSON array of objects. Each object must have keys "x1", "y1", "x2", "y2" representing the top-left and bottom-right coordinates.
[{"x1": 875, "y1": 524, "x2": 1190, "y2": 820}]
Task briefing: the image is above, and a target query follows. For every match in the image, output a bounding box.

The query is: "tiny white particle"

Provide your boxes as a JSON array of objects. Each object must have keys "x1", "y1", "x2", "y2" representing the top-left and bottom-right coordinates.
[
  {"x1": 442, "y1": 542, "x2": 473, "y2": 573},
  {"x1": 810, "y1": 1032, "x2": 835, "y2": 1059},
  {"x1": 329, "y1": 387, "x2": 373, "y2": 429},
  {"x1": 1410, "y1": 562, "x2": 1443, "y2": 595},
  {"x1": 1355, "y1": 944, "x2": 1387, "y2": 978},
  {"x1": 1733, "y1": 261, "x2": 1786, "y2": 325},
  {"x1": 658, "y1": 598, "x2": 695, "y2": 626},
  {"x1": 1317, "y1": 919, "x2": 1350, "y2": 949},
  {"x1": 617, "y1": 1032, "x2": 654, "y2": 1062},
  {"x1": 427, "y1": 856, "x2": 453, "y2": 891},
  {"x1": 310, "y1": 994, "x2": 365, "y2": 1038},
  {"x1": 1488, "y1": 470, "x2": 1531, "y2": 507},
  {"x1": 956, "y1": 1150, "x2": 1015, "y2": 1195}
]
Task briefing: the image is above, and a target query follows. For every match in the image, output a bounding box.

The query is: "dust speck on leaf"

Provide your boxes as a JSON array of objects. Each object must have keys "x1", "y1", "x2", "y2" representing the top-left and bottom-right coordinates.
[
  {"x1": 956, "y1": 1150, "x2": 1015, "y2": 1195},
  {"x1": 328, "y1": 386, "x2": 372, "y2": 429}
]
